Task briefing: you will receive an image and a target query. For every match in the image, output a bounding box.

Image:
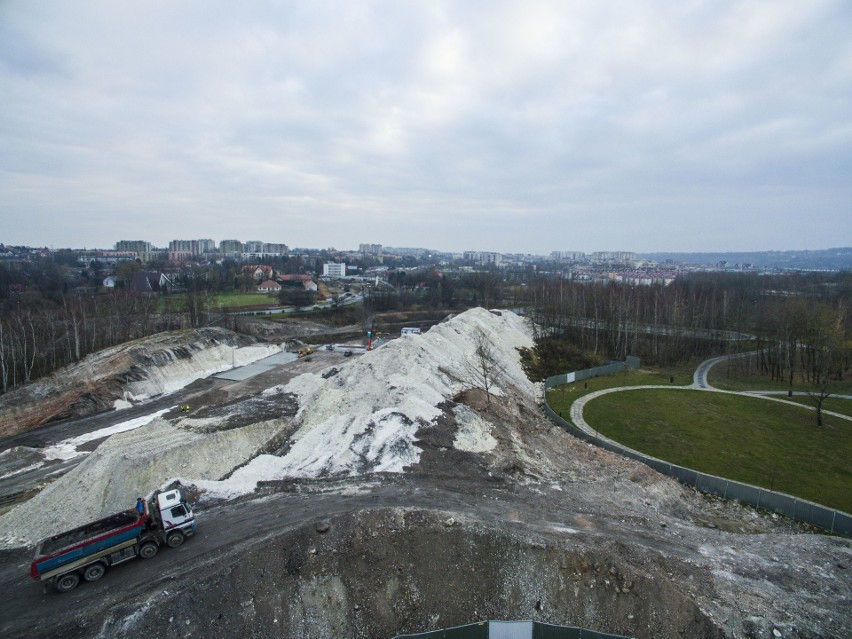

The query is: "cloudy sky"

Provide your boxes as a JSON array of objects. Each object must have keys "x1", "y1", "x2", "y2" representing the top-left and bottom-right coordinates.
[{"x1": 1, "y1": 1, "x2": 850, "y2": 254}]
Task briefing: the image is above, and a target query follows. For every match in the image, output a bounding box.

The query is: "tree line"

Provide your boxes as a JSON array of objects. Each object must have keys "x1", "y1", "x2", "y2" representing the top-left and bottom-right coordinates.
[
  {"x1": 0, "y1": 260, "x2": 240, "y2": 394},
  {"x1": 523, "y1": 272, "x2": 851, "y2": 377}
]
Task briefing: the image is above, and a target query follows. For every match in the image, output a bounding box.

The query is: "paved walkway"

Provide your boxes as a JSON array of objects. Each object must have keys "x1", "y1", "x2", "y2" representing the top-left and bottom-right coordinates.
[{"x1": 569, "y1": 354, "x2": 852, "y2": 441}]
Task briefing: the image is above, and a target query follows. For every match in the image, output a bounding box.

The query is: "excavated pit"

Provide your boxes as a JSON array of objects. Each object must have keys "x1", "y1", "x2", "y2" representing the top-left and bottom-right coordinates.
[{"x1": 69, "y1": 509, "x2": 726, "y2": 639}]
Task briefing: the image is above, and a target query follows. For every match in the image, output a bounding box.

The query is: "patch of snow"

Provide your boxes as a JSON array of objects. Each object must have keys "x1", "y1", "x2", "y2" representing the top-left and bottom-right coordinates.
[
  {"x1": 548, "y1": 525, "x2": 579, "y2": 534},
  {"x1": 0, "y1": 309, "x2": 537, "y2": 544},
  {"x1": 0, "y1": 415, "x2": 282, "y2": 547},
  {"x1": 452, "y1": 404, "x2": 498, "y2": 453},
  {"x1": 194, "y1": 454, "x2": 286, "y2": 500},
  {"x1": 42, "y1": 408, "x2": 174, "y2": 461},
  {"x1": 198, "y1": 308, "x2": 533, "y2": 497},
  {"x1": 0, "y1": 461, "x2": 45, "y2": 480},
  {"x1": 125, "y1": 343, "x2": 283, "y2": 401}
]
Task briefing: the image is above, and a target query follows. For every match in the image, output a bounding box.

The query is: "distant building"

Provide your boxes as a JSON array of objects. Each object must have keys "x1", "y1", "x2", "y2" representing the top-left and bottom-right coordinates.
[
  {"x1": 591, "y1": 251, "x2": 637, "y2": 264},
  {"x1": 550, "y1": 251, "x2": 585, "y2": 261},
  {"x1": 131, "y1": 271, "x2": 168, "y2": 292},
  {"x1": 220, "y1": 239, "x2": 243, "y2": 255},
  {"x1": 166, "y1": 239, "x2": 215, "y2": 260},
  {"x1": 278, "y1": 274, "x2": 317, "y2": 292},
  {"x1": 244, "y1": 265, "x2": 274, "y2": 281},
  {"x1": 463, "y1": 251, "x2": 502, "y2": 266},
  {"x1": 359, "y1": 243, "x2": 382, "y2": 255},
  {"x1": 323, "y1": 262, "x2": 346, "y2": 278},
  {"x1": 257, "y1": 280, "x2": 281, "y2": 292},
  {"x1": 76, "y1": 251, "x2": 138, "y2": 265},
  {"x1": 243, "y1": 240, "x2": 263, "y2": 254},
  {"x1": 262, "y1": 243, "x2": 289, "y2": 256},
  {"x1": 196, "y1": 239, "x2": 216, "y2": 254},
  {"x1": 115, "y1": 240, "x2": 152, "y2": 261},
  {"x1": 168, "y1": 240, "x2": 193, "y2": 261}
]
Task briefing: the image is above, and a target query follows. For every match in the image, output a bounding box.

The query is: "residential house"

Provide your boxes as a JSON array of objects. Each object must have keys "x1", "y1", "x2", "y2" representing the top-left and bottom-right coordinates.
[{"x1": 258, "y1": 280, "x2": 281, "y2": 293}]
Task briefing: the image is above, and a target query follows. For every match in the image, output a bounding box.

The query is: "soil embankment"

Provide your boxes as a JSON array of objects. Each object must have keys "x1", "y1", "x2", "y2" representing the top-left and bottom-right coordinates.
[{"x1": 0, "y1": 309, "x2": 848, "y2": 639}]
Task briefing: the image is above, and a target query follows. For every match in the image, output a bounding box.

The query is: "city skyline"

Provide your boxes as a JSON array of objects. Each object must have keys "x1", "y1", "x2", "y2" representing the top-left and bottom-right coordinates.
[{"x1": 1, "y1": 1, "x2": 851, "y2": 254}]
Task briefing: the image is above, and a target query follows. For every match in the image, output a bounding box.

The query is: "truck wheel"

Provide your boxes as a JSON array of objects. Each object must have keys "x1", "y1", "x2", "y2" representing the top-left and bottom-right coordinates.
[
  {"x1": 54, "y1": 572, "x2": 80, "y2": 593},
  {"x1": 139, "y1": 542, "x2": 159, "y2": 559},
  {"x1": 83, "y1": 562, "x2": 106, "y2": 582},
  {"x1": 166, "y1": 532, "x2": 185, "y2": 548}
]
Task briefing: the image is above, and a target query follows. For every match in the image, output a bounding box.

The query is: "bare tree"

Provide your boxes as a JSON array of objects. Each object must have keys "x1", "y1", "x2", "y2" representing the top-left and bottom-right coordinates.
[
  {"x1": 440, "y1": 327, "x2": 506, "y2": 406},
  {"x1": 805, "y1": 303, "x2": 847, "y2": 426},
  {"x1": 0, "y1": 320, "x2": 8, "y2": 393}
]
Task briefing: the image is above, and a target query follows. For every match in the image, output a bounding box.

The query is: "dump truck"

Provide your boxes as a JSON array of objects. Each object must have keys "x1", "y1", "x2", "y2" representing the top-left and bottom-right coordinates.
[{"x1": 29, "y1": 488, "x2": 196, "y2": 593}]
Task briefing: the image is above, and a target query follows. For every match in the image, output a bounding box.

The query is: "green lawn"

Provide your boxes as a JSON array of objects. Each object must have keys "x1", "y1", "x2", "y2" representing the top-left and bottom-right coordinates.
[
  {"x1": 782, "y1": 395, "x2": 852, "y2": 418},
  {"x1": 708, "y1": 358, "x2": 852, "y2": 395},
  {"x1": 546, "y1": 364, "x2": 694, "y2": 413},
  {"x1": 582, "y1": 389, "x2": 852, "y2": 513},
  {"x1": 213, "y1": 292, "x2": 278, "y2": 309}
]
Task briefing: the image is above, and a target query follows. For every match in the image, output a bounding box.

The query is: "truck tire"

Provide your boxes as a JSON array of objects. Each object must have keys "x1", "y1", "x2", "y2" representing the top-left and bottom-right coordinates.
[
  {"x1": 54, "y1": 572, "x2": 80, "y2": 593},
  {"x1": 139, "y1": 542, "x2": 159, "y2": 559},
  {"x1": 166, "y1": 532, "x2": 185, "y2": 548},
  {"x1": 83, "y1": 562, "x2": 106, "y2": 582}
]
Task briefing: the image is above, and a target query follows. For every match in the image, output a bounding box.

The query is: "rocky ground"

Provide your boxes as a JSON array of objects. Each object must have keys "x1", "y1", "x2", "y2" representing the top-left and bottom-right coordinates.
[
  {"x1": 0, "y1": 309, "x2": 849, "y2": 639},
  {"x1": 0, "y1": 327, "x2": 282, "y2": 439}
]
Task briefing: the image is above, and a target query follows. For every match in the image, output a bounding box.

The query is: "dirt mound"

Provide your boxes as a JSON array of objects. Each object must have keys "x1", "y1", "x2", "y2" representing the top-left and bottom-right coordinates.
[
  {"x1": 0, "y1": 328, "x2": 280, "y2": 438},
  {"x1": 76, "y1": 508, "x2": 728, "y2": 639},
  {"x1": 1, "y1": 309, "x2": 850, "y2": 639}
]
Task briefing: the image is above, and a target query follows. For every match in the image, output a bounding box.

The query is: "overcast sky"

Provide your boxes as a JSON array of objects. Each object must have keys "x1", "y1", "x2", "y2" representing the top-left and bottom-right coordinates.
[{"x1": 1, "y1": 1, "x2": 850, "y2": 254}]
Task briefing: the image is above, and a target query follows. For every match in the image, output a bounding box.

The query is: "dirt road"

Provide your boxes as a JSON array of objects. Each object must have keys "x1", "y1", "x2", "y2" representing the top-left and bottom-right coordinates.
[{"x1": 0, "y1": 474, "x2": 724, "y2": 639}]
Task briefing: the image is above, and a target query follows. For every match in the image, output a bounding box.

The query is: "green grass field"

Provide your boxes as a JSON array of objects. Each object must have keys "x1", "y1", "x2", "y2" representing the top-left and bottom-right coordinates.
[
  {"x1": 545, "y1": 364, "x2": 695, "y2": 412},
  {"x1": 581, "y1": 389, "x2": 852, "y2": 513},
  {"x1": 781, "y1": 395, "x2": 852, "y2": 418},
  {"x1": 213, "y1": 292, "x2": 278, "y2": 308},
  {"x1": 708, "y1": 359, "x2": 852, "y2": 395}
]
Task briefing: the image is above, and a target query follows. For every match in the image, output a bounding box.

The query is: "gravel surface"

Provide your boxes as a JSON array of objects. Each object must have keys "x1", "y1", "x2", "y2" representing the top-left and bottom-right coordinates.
[{"x1": 0, "y1": 309, "x2": 848, "y2": 639}]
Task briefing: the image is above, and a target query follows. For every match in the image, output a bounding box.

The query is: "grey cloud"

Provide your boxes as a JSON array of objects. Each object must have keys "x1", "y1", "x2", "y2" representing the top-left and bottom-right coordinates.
[{"x1": 0, "y1": 0, "x2": 849, "y2": 252}]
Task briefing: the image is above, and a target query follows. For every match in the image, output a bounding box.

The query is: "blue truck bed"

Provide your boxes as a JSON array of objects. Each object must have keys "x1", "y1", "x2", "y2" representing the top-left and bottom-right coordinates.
[{"x1": 30, "y1": 510, "x2": 146, "y2": 580}]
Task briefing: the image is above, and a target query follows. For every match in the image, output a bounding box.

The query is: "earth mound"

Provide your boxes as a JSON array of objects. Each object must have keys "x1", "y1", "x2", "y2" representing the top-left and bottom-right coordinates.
[
  {"x1": 0, "y1": 327, "x2": 282, "y2": 438},
  {"x1": 0, "y1": 308, "x2": 849, "y2": 639}
]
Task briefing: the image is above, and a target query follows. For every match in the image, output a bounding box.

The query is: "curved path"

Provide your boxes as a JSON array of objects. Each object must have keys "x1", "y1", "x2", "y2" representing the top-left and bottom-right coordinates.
[{"x1": 570, "y1": 353, "x2": 852, "y2": 442}]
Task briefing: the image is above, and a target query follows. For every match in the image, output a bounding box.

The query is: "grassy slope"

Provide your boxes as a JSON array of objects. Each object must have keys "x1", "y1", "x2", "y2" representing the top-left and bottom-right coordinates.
[
  {"x1": 581, "y1": 389, "x2": 852, "y2": 513},
  {"x1": 545, "y1": 365, "x2": 694, "y2": 415}
]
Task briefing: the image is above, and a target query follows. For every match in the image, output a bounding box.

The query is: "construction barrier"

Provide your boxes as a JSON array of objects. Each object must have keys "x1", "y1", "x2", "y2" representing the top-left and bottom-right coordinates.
[
  {"x1": 543, "y1": 357, "x2": 640, "y2": 391},
  {"x1": 543, "y1": 361, "x2": 852, "y2": 538}
]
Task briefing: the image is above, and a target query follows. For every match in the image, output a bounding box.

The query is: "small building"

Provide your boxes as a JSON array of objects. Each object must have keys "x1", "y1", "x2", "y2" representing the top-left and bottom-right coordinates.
[
  {"x1": 323, "y1": 262, "x2": 346, "y2": 278},
  {"x1": 258, "y1": 280, "x2": 281, "y2": 293}
]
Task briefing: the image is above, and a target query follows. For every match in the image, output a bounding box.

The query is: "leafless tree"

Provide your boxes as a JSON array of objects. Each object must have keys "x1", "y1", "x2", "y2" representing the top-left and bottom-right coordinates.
[
  {"x1": 440, "y1": 327, "x2": 506, "y2": 406},
  {"x1": 805, "y1": 303, "x2": 847, "y2": 426}
]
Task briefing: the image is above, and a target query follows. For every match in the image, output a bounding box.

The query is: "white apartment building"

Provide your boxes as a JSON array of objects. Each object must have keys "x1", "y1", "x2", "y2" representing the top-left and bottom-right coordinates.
[{"x1": 323, "y1": 262, "x2": 346, "y2": 278}]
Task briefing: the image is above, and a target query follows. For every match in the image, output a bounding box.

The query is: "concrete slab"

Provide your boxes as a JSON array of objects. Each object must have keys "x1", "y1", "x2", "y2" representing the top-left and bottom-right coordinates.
[{"x1": 214, "y1": 351, "x2": 298, "y2": 381}]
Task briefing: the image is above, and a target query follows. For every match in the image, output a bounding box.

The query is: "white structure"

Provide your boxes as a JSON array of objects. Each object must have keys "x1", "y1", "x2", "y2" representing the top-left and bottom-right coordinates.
[
  {"x1": 323, "y1": 263, "x2": 346, "y2": 278},
  {"x1": 359, "y1": 243, "x2": 382, "y2": 255},
  {"x1": 463, "y1": 251, "x2": 503, "y2": 266}
]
